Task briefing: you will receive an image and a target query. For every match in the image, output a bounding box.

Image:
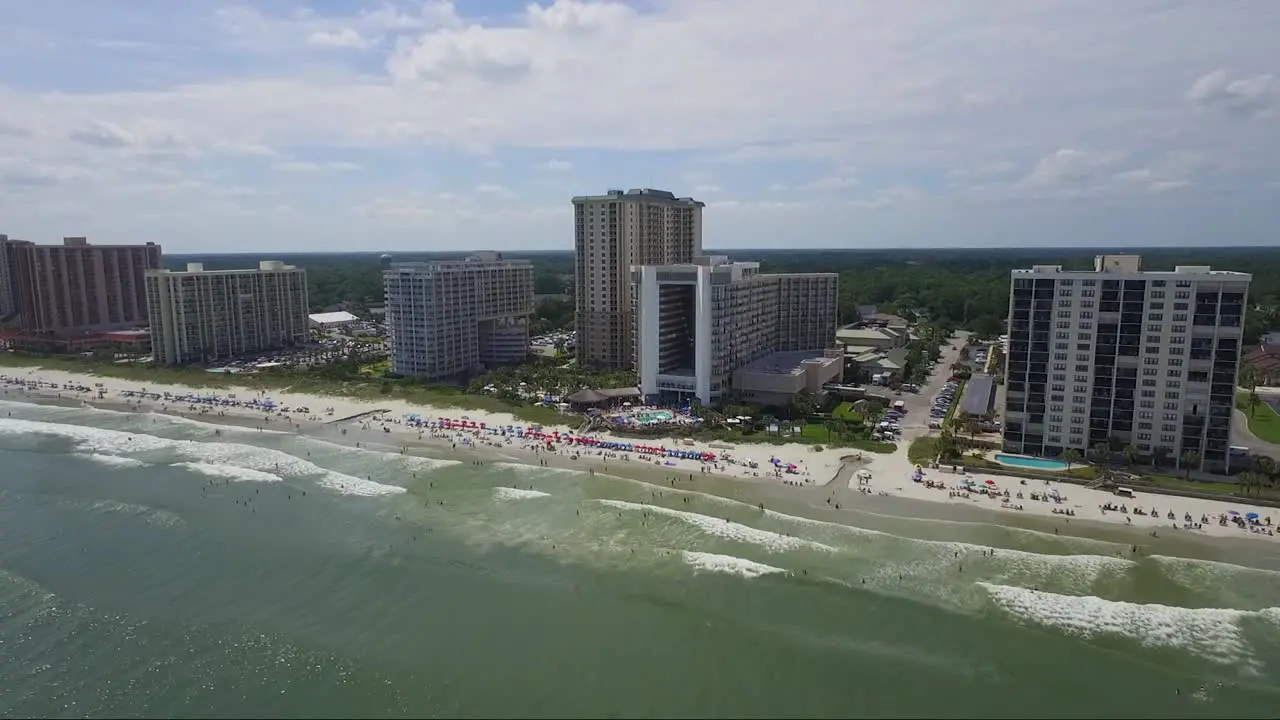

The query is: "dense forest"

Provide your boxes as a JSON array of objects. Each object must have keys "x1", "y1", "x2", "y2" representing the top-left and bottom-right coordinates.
[{"x1": 167, "y1": 247, "x2": 1280, "y2": 343}]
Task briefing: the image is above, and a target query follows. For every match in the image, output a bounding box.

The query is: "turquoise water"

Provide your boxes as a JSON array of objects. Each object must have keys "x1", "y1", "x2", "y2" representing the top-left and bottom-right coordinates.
[
  {"x1": 994, "y1": 454, "x2": 1071, "y2": 471},
  {"x1": 637, "y1": 410, "x2": 675, "y2": 424},
  {"x1": 1, "y1": 397, "x2": 1279, "y2": 717}
]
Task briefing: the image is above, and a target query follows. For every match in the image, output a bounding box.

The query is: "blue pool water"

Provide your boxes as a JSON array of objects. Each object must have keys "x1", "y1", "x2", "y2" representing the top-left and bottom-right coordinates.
[
  {"x1": 993, "y1": 454, "x2": 1070, "y2": 471},
  {"x1": 636, "y1": 410, "x2": 675, "y2": 424}
]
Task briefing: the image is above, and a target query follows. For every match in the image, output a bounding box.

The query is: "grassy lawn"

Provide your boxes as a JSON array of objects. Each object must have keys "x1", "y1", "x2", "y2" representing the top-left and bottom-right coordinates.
[
  {"x1": 832, "y1": 402, "x2": 862, "y2": 421},
  {"x1": 943, "y1": 380, "x2": 965, "y2": 425},
  {"x1": 799, "y1": 422, "x2": 889, "y2": 449},
  {"x1": 1137, "y1": 473, "x2": 1280, "y2": 501},
  {"x1": 908, "y1": 436, "x2": 939, "y2": 465},
  {"x1": 358, "y1": 358, "x2": 391, "y2": 377},
  {"x1": 1237, "y1": 391, "x2": 1280, "y2": 444}
]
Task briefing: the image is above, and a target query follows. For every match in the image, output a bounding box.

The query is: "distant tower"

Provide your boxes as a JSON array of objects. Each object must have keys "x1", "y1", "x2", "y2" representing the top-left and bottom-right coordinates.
[{"x1": 380, "y1": 254, "x2": 393, "y2": 270}]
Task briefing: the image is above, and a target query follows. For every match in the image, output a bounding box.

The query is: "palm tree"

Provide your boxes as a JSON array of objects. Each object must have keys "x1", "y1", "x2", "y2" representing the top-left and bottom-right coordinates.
[
  {"x1": 1239, "y1": 365, "x2": 1259, "y2": 391},
  {"x1": 1152, "y1": 446, "x2": 1171, "y2": 470},
  {"x1": 1122, "y1": 444, "x2": 1140, "y2": 468},
  {"x1": 1180, "y1": 450, "x2": 1201, "y2": 480},
  {"x1": 936, "y1": 429, "x2": 959, "y2": 462},
  {"x1": 1091, "y1": 442, "x2": 1110, "y2": 465},
  {"x1": 1238, "y1": 471, "x2": 1262, "y2": 497},
  {"x1": 1247, "y1": 390, "x2": 1262, "y2": 418},
  {"x1": 1061, "y1": 448, "x2": 1082, "y2": 471},
  {"x1": 1251, "y1": 454, "x2": 1277, "y2": 478}
]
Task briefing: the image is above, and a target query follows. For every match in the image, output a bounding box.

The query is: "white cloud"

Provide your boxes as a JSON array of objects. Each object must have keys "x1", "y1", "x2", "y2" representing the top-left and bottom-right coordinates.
[
  {"x1": 1186, "y1": 69, "x2": 1276, "y2": 118},
  {"x1": 273, "y1": 160, "x2": 361, "y2": 172},
  {"x1": 0, "y1": 0, "x2": 1277, "y2": 250},
  {"x1": 306, "y1": 28, "x2": 373, "y2": 50},
  {"x1": 475, "y1": 182, "x2": 514, "y2": 198},
  {"x1": 801, "y1": 176, "x2": 857, "y2": 192},
  {"x1": 1022, "y1": 149, "x2": 1125, "y2": 188}
]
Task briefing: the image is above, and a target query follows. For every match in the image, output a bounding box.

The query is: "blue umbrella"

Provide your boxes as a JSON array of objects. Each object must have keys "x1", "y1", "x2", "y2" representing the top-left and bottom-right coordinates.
[
  {"x1": 1246, "y1": 512, "x2": 1260, "y2": 520},
  {"x1": 1228, "y1": 510, "x2": 1240, "y2": 516}
]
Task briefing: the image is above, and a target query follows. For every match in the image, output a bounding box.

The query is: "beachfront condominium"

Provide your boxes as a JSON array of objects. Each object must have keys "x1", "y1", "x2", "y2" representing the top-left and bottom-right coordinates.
[
  {"x1": 633, "y1": 256, "x2": 841, "y2": 406},
  {"x1": 1002, "y1": 254, "x2": 1251, "y2": 473},
  {"x1": 0, "y1": 235, "x2": 161, "y2": 337},
  {"x1": 573, "y1": 188, "x2": 704, "y2": 370},
  {"x1": 383, "y1": 251, "x2": 534, "y2": 381},
  {"x1": 145, "y1": 261, "x2": 310, "y2": 366}
]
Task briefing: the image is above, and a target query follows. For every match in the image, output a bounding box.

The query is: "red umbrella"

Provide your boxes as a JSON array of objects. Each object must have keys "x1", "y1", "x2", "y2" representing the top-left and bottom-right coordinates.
[{"x1": 985, "y1": 479, "x2": 996, "y2": 485}]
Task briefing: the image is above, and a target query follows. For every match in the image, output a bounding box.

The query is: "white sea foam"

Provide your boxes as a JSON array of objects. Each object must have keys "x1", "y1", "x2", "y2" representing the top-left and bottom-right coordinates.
[
  {"x1": 314, "y1": 441, "x2": 461, "y2": 472},
  {"x1": 83, "y1": 499, "x2": 184, "y2": 528},
  {"x1": 979, "y1": 581, "x2": 1277, "y2": 666},
  {"x1": 682, "y1": 551, "x2": 785, "y2": 579},
  {"x1": 314, "y1": 474, "x2": 406, "y2": 497},
  {"x1": 172, "y1": 462, "x2": 282, "y2": 483},
  {"x1": 493, "y1": 462, "x2": 586, "y2": 476},
  {"x1": 598, "y1": 499, "x2": 836, "y2": 552},
  {"x1": 493, "y1": 487, "x2": 552, "y2": 500},
  {"x1": 1149, "y1": 554, "x2": 1280, "y2": 581},
  {"x1": 78, "y1": 453, "x2": 147, "y2": 469},
  {"x1": 148, "y1": 412, "x2": 289, "y2": 434},
  {"x1": 0, "y1": 418, "x2": 404, "y2": 497}
]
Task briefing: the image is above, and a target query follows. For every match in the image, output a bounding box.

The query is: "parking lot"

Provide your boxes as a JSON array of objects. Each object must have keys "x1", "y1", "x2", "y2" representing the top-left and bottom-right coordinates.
[{"x1": 890, "y1": 331, "x2": 969, "y2": 441}]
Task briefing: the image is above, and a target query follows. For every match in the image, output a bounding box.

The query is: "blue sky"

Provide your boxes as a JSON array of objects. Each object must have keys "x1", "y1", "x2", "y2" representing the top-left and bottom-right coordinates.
[{"x1": 0, "y1": 0, "x2": 1277, "y2": 253}]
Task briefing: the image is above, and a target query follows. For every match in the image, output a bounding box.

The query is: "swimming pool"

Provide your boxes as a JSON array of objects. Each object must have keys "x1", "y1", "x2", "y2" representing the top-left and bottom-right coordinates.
[
  {"x1": 635, "y1": 410, "x2": 676, "y2": 424},
  {"x1": 993, "y1": 454, "x2": 1071, "y2": 471}
]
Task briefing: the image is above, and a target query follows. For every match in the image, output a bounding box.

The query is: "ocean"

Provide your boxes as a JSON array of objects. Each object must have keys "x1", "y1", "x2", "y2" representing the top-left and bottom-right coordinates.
[{"x1": 1, "y1": 398, "x2": 1278, "y2": 718}]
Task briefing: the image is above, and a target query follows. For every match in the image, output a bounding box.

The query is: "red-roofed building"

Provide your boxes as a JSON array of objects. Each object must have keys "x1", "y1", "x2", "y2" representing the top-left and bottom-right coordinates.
[{"x1": 1242, "y1": 344, "x2": 1280, "y2": 386}]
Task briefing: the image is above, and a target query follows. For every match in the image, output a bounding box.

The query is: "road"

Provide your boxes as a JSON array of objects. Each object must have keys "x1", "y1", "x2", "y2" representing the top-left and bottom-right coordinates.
[
  {"x1": 1232, "y1": 408, "x2": 1278, "y2": 459},
  {"x1": 897, "y1": 331, "x2": 969, "y2": 442}
]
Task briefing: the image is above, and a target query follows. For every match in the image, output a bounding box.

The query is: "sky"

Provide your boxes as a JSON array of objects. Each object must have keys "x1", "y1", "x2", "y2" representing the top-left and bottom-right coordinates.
[{"x1": 0, "y1": 0, "x2": 1277, "y2": 254}]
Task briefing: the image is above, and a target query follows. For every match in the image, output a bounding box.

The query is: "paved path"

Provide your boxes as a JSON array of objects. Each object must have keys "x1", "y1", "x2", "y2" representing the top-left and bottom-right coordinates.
[{"x1": 1233, "y1": 407, "x2": 1278, "y2": 459}]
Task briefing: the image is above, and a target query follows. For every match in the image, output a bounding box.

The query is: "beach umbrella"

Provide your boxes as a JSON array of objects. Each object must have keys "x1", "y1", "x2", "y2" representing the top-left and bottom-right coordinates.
[
  {"x1": 984, "y1": 479, "x2": 996, "y2": 485},
  {"x1": 1228, "y1": 510, "x2": 1240, "y2": 516},
  {"x1": 1246, "y1": 512, "x2": 1260, "y2": 520}
]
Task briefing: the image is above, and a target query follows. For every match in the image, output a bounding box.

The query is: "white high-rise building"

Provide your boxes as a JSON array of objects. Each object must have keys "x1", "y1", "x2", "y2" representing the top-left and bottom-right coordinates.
[
  {"x1": 145, "y1": 261, "x2": 310, "y2": 366},
  {"x1": 633, "y1": 256, "x2": 841, "y2": 406},
  {"x1": 1002, "y1": 254, "x2": 1251, "y2": 473},
  {"x1": 383, "y1": 252, "x2": 534, "y2": 381},
  {"x1": 573, "y1": 188, "x2": 703, "y2": 370}
]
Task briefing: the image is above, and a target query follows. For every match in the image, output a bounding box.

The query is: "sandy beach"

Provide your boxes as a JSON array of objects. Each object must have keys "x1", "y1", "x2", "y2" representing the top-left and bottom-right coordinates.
[{"x1": 2, "y1": 364, "x2": 1277, "y2": 546}]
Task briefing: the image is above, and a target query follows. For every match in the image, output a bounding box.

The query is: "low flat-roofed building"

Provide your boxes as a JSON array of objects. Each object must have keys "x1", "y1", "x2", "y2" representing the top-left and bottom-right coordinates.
[
  {"x1": 848, "y1": 346, "x2": 909, "y2": 383},
  {"x1": 835, "y1": 326, "x2": 907, "y2": 350},
  {"x1": 308, "y1": 311, "x2": 359, "y2": 329},
  {"x1": 958, "y1": 373, "x2": 997, "y2": 418},
  {"x1": 733, "y1": 350, "x2": 844, "y2": 407}
]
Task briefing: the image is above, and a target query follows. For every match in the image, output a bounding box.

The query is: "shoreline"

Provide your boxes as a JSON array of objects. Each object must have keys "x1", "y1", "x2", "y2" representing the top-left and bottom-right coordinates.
[
  {"x1": 10, "y1": 389, "x2": 1277, "y2": 567},
  {"x1": 3, "y1": 366, "x2": 1278, "y2": 558}
]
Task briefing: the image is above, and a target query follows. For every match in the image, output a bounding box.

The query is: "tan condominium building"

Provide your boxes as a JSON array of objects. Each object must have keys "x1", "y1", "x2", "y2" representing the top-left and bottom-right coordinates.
[
  {"x1": 573, "y1": 188, "x2": 704, "y2": 370},
  {"x1": 145, "y1": 261, "x2": 310, "y2": 366},
  {"x1": 384, "y1": 251, "x2": 534, "y2": 381},
  {"x1": 634, "y1": 256, "x2": 841, "y2": 406},
  {"x1": 0, "y1": 235, "x2": 161, "y2": 336}
]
